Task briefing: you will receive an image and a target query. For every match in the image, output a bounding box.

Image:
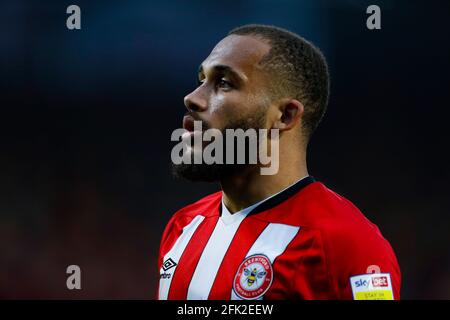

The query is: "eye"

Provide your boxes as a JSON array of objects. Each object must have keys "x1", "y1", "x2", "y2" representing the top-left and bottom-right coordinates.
[
  {"x1": 197, "y1": 78, "x2": 205, "y2": 86},
  {"x1": 217, "y1": 78, "x2": 232, "y2": 90}
]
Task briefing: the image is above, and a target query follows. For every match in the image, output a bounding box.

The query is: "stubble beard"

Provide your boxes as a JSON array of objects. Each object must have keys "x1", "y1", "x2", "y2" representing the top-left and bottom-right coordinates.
[{"x1": 171, "y1": 110, "x2": 267, "y2": 182}]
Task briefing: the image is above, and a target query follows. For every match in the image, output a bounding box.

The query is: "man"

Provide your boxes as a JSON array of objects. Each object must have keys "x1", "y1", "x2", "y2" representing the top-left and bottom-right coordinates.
[{"x1": 158, "y1": 24, "x2": 401, "y2": 300}]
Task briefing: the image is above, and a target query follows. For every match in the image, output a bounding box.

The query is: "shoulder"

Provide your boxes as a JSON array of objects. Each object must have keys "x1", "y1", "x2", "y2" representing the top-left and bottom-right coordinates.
[
  {"x1": 160, "y1": 191, "x2": 222, "y2": 245},
  {"x1": 268, "y1": 181, "x2": 378, "y2": 231},
  {"x1": 169, "y1": 191, "x2": 222, "y2": 224},
  {"x1": 297, "y1": 182, "x2": 397, "y2": 265},
  {"x1": 298, "y1": 182, "x2": 401, "y2": 298},
  {"x1": 299, "y1": 182, "x2": 394, "y2": 255},
  {"x1": 285, "y1": 182, "x2": 383, "y2": 240}
]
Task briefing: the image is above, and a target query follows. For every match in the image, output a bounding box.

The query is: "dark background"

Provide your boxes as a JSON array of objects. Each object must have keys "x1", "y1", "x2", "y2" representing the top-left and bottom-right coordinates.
[{"x1": 1, "y1": 0, "x2": 449, "y2": 299}]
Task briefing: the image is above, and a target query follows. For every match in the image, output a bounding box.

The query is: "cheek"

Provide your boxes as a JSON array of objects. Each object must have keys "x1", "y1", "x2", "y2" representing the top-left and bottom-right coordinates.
[
  {"x1": 208, "y1": 94, "x2": 242, "y2": 126},
  {"x1": 208, "y1": 94, "x2": 227, "y2": 114},
  {"x1": 207, "y1": 91, "x2": 266, "y2": 129}
]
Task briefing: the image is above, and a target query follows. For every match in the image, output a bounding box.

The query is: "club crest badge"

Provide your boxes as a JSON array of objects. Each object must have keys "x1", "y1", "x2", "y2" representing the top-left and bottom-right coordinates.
[{"x1": 233, "y1": 254, "x2": 273, "y2": 300}]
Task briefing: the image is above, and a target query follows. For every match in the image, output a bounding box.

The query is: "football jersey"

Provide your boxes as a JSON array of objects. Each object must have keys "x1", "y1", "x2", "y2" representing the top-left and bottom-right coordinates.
[{"x1": 157, "y1": 176, "x2": 401, "y2": 300}]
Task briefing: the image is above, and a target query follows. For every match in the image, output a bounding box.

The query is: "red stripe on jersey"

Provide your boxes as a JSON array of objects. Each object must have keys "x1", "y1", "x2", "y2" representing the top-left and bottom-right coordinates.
[
  {"x1": 168, "y1": 215, "x2": 219, "y2": 299},
  {"x1": 207, "y1": 217, "x2": 269, "y2": 300},
  {"x1": 265, "y1": 227, "x2": 332, "y2": 299}
]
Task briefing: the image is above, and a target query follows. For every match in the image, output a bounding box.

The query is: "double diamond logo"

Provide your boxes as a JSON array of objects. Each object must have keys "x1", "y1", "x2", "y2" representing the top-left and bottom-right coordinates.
[{"x1": 162, "y1": 258, "x2": 177, "y2": 271}]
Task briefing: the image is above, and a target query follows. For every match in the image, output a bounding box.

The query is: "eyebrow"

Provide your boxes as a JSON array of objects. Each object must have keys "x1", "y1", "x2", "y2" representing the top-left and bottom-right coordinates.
[{"x1": 198, "y1": 64, "x2": 247, "y2": 84}]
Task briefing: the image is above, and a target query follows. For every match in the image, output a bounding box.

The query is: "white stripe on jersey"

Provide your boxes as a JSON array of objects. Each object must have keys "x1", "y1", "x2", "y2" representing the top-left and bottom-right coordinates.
[
  {"x1": 231, "y1": 223, "x2": 300, "y2": 300},
  {"x1": 159, "y1": 215, "x2": 205, "y2": 300},
  {"x1": 186, "y1": 213, "x2": 248, "y2": 299}
]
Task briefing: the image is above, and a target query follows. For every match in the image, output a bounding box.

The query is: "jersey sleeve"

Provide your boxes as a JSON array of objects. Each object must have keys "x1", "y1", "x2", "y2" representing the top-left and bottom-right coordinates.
[
  {"x1": 156, "y1": 212, "x2": 183, "y2": 299},
  {"x1": 323, "y1": 221, "x2": 402, "y2": 300},
  {"x1": 158, "y1": 214, "x2": 180, "y2": 271}
]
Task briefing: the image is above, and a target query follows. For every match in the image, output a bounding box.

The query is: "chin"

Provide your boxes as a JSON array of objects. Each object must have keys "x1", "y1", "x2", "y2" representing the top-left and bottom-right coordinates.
[{"x1": 171, "y1": 163, "x2": 247, "y2": 182}]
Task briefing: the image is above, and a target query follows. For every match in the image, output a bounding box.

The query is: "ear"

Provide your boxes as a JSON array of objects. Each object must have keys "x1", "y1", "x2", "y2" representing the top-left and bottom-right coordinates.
[{"x1": 272, "y1": 99, "x2": 304, "y2": 131}]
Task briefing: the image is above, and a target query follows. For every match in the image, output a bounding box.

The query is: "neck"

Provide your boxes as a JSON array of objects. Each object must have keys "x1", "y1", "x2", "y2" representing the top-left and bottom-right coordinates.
[{"x1": 220, "y1": 150, "x2": 308, "y2": 213}]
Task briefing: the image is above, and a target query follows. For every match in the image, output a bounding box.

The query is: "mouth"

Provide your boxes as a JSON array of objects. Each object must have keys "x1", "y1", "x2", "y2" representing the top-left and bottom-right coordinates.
[{"x1": 182, "y1": 115, "x2": 196, "y2": 132}]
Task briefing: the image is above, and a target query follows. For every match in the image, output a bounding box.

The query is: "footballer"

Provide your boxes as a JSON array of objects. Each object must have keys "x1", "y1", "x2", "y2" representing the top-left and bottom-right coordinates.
[{"x1": 158, "y1": 24, "x2": 401, "y2": 300}]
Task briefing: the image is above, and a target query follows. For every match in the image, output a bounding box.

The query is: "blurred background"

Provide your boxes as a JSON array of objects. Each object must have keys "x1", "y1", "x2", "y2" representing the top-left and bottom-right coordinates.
[{"x1": 1, "y1": 0, "x2": 449, "y2": 299}]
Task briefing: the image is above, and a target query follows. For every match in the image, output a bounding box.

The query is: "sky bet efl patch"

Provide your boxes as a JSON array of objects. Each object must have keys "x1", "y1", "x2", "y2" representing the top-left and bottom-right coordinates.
[{"x1": 350, "y1": 273, "x2": 394, "y2": 300}]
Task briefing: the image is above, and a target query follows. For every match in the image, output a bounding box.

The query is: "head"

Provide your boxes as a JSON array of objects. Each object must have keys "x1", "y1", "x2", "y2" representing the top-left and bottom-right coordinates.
[{"x1": 172, "y1": 24, "x2": 329, "y2": 181}]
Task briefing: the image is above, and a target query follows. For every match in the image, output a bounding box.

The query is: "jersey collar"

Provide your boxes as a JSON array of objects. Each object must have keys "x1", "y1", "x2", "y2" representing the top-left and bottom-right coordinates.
[{"x1": 220, "y1": 175, "x2": 316, "y2": 219}]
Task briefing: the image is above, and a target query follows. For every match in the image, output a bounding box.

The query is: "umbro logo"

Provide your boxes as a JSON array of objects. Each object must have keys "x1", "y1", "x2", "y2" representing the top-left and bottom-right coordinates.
[
  {"x1": 162, "y1": 258, "x2": 177, "y2": 271},
  {"x1": 161, "y1": 258, "x2": 177, "y2": 279}
]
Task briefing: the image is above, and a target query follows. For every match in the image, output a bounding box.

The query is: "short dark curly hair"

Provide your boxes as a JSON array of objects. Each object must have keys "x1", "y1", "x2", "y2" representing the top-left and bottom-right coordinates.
[{"x1": 228, "y1": 24, "x2": 329, "y2": 140}]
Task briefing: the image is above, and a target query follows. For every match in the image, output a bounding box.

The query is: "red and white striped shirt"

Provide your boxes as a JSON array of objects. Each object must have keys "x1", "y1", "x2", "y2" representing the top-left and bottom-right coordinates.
[{"x1": 157, "y1": 176, "x2": 401, "y2": 300}]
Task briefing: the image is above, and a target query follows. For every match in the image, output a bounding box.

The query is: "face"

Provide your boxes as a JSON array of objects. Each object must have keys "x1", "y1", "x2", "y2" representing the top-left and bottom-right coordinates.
[
  {"x1": 172, "y1": 35, "x2": 274, "y2": 181},
  {"x1": 184, "y1": 35, "x2": 272, "y2": 132}
]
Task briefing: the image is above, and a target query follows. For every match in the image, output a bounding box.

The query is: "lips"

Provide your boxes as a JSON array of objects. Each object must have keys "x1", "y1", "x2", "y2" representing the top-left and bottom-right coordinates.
[{"x1": 182, "y1": 115, "x2": 196, "y2": 132}]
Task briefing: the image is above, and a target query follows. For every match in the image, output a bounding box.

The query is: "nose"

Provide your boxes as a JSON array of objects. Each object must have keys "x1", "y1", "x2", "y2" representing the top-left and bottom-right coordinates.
[{"x1": 184, "y1": 87, "x2": 208, "y2": 113}]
